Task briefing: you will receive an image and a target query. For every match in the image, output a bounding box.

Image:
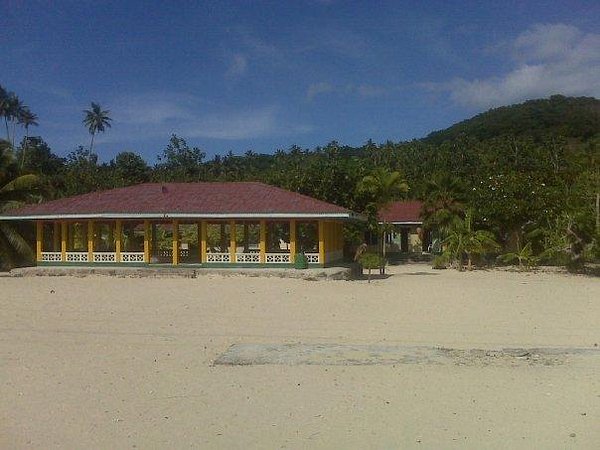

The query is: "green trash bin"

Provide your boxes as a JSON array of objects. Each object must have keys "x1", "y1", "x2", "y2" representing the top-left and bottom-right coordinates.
[{"x1": 294, "y1": 253, "x2": 308, "y2": 269}]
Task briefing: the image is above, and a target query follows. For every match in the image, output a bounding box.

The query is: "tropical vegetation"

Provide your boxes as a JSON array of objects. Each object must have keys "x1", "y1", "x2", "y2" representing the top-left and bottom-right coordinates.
[{"x1": 1, "y1": 84, "x2": 599, "y2": 272}]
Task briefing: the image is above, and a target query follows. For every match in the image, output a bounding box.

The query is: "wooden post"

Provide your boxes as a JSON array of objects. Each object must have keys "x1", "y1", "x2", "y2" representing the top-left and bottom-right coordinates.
[
  {"x1": 144, "y1": 220, "x2": 151, "y2": 263},
  {"x1": 172, "y1": 220, "x2": 179, "y2": 265},
  {"x1": 61, "y1": 221, "x2": 67, "y2": 262},
  {"x1": 87, "y1": 221, "x2": 94, "y2": 263},
  {"x1": 200, "y1": 221, "x2": 207, "y2": 263},
  {"x1": 259, "y1": 220, "x2": 266, "y2": 264},
  {"x1": 115, "y1": 220, "x2": 122, "y2": 263},
  {"x1": 289, "y1": 219, "x2": 296, "y2": 263},
  {"x1": 197, "y1": 222, "x2": 202, "y2": 262},
  {"x1": 36, "y1": 221, "x2": 43, "y2": 262},
  {"x1": 318, "y1": 220, "x2": 325, "y2": 266},
  {"x1": 229, "y1": 220, "x2": 236, "y2": 263}
]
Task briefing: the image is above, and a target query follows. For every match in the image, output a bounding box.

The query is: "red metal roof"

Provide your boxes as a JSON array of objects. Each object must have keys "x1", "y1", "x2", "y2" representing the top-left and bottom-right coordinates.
[
  {"x1": 2, "y1": 182, "x2": 359, "y2": 220},
  {"x1": 378, "y1": 200, "x2": 423, "y2": 223}
]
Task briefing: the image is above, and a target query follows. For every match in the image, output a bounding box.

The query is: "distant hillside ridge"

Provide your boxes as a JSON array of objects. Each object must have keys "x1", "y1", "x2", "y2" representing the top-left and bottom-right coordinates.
[{"x1": 424, "y1": 95, "x2": 600, "y2": 145}]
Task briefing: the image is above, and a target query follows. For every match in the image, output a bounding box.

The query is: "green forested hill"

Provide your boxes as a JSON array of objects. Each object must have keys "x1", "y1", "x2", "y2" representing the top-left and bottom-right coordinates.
[{"x1": 424, "y1": 95, "x2": 600, "y2": 145}]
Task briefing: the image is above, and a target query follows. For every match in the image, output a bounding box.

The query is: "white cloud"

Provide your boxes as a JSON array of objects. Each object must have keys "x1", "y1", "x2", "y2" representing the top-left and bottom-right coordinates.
[
  {"x1": 352, "y1": 84, "x2": 390, "y2": 99},
  {"x1": 429, "y1": 23, "x2": 600, "y2": 109},
  {"x1": 225, "y1": 53, "x2": 248, "y2": 78},
  {"x1": 100, "y1": 93, "x2": 310, "y2": 143},
  {"x1": 306, "y1": 82, "x2": 334, "y2": 100},
  {"x1": 114, "y1": 93, "x2": 196, "y2": 125},
  {"x1": 307, "y1": 82, "x2": 394, "y2": 101},
  {"x1": 185, "y1": 106, "x2": 310, "y2": 140}
]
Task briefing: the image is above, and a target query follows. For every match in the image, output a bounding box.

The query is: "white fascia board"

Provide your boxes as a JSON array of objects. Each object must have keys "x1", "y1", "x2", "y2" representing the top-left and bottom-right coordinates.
[{"x1": 1, "y1": 212, "x2": 366, "y2": 221}]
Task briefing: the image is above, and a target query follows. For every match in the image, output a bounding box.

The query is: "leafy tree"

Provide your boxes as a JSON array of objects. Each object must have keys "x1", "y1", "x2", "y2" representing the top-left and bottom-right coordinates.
[
  {"x1": 82, "y1": 102, "x2": 112, "y2": 158},
  {"x1": 57, "y1": 146, "x2": 112, "y2": 196},
  {"x1": 111, "y1": 151, "x2": 150, "y2": 186},
  {"x1": 17, "y1": 107, "x2": 38, "y2": 169},
  {"x1": 15, "y1": 137, "x2": 64, "y2": 177},
  {"x1": 154, "y1": 134, "x2": 206, "y2": 182},
  {"x1": 0, "y1": 140, "x2": 39, "y2": 269}
]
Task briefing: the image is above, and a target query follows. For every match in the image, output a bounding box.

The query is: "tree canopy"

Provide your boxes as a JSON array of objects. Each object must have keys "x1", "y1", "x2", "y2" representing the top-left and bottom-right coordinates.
[{"x1": 3, "y1": 88, "x2": 600, "y2": 270}]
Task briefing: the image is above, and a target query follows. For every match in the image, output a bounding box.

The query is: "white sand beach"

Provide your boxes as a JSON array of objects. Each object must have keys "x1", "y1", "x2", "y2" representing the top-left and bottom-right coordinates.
[{"x1": 1, "y1": 264, "x2": 599, "y2": 449}]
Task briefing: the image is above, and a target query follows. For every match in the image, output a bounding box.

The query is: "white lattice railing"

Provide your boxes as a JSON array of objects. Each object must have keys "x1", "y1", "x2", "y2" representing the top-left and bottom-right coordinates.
[
  {"x1": 206, "y1": 252, "x2": 231, "y2": 263},
  {"x1": 121, "y1": 252, "x2": 145, "y2": 263},
  {"x1": 41, "y1": 252, "x2": 62, "y2": 262},
  {"x1": 158, "y1": 249, "x2": 173, "y2": 258},
  {"x1": 66, "y1": 252, "x2": 89, "y2": 262},
  {"x1": 266, "y1": 253, "x2": 291, "y2": 264},
  {"x1": 235, "y1": 252, "x2": 260, "y2": 263},
  {"x1": 305, "y1": 253, "x2": 320, "y2": 264},
  {"x1": 93, "y1": 252, "x2": 116, "y2": 263}
]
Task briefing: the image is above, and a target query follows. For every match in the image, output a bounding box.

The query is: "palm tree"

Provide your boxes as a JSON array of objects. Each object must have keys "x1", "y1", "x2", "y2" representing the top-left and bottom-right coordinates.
[
  {"x1": 10, "y1": 96, "x2": 25, "y2": 148},
  {"x1": 443, "y1": 210, "x2": 499, "y2": 271},
  {"x1": 0, "y1": 85, "x2": 8, "y2": 140},
  {"x1": 0, "y1": 90, "x2": 21, "y2": 144},
  {"x1": 421, "y1": 173, "x2": 467, "y2": 235},
  {"x1": 82, "y1": 102, "x2": 112, "y2": 158},
  {"x1": 17, "y1": 107, "x2": 38, "y2": 170},
  {"x1": 358, "y1": 167, "x2": 409, "y2": 261},
  {"x1": 0, "y1": 140, "x2": 39, "y2": 269}
]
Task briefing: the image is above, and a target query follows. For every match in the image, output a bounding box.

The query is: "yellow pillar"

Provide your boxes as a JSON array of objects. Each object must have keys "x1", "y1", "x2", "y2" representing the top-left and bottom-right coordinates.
[
  {"x1": 172, "y1": 220, "x2": 179, "y2": 265},
  {"x1": 61, "y1": 221, "x2": 67, "y2": 262},
  {"x1": 36, "y1": 221, "x2": 43, "y2": 262},
  {"x1": 318, "y1": 220, "x2": 325, "y2": 266},
  {"x1": 289, "y1": 219, "x2": 296, "y2": 263},
  {"x1": 87, "y1": 221, "x2": 94, "y2": 262},
  {"x1": 229, "y1": 220, "x2": 236, "y2": 263},
  {"x1": 144, "y1": 220, "x2": 151, "y2": 263},
  {"x1": 115, "y1": 220, "x2": 122, "y2": 263},
  {"x1": 200, "y1": 221, "x2": 207, "y2": 263},
  {"x1": 259, "y1": 220, "x2": 266, "y2": 264}
]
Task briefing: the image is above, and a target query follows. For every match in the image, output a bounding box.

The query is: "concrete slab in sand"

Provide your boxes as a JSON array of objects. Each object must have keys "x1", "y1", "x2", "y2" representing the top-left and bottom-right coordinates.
[{"x1": 214, "y1": 343, "x2": 600, "y2": 367}]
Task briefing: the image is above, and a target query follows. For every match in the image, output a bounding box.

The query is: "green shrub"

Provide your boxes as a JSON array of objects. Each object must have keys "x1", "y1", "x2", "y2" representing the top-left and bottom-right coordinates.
[
  {"x1": 498, "y1": 242, "x2": 539, "y2": 271},
  {"x1": 432, "y1": 254, "x2": 448, "y2": 270},
  {"x1": 359, "y1": 252, "x2": 385, "y2": 282}
]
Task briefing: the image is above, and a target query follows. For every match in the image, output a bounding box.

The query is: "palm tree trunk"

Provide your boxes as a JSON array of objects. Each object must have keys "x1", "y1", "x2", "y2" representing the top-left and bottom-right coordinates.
[
  {"x1": 89, "y1": 132, "x2": 95, "y2": 159},
  {"x1": 20, "y1": 127, "x2": 28, "y2": 170},
  {"x1": 12, "y1": 120, "x2": 17, "y2": 149}
]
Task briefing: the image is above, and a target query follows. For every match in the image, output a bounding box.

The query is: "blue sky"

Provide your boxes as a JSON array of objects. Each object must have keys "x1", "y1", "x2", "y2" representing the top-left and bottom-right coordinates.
[{"x1": 2, "y1": 0, "x2": 599, "y2": 162}]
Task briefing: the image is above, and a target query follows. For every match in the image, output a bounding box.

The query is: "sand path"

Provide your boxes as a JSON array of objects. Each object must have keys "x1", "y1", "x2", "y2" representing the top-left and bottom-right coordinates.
[{"x1": 1, "y1": 264, "x2": 599, "y2": 448}]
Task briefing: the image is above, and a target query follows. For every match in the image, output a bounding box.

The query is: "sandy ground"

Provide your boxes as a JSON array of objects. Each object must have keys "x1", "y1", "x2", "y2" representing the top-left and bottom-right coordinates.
[{"x1": 1, "y1": 264, "x2": 599, "y2": 449}]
